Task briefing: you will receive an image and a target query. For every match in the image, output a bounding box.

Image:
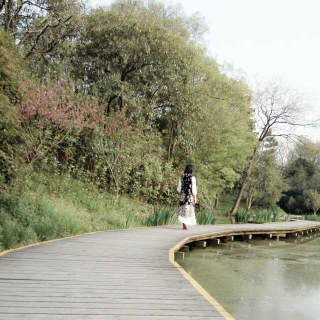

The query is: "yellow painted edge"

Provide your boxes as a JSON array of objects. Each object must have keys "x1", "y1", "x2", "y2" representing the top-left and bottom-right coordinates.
[{"x1": 169, "y1": 233, "x2": 235, "y2": 320}]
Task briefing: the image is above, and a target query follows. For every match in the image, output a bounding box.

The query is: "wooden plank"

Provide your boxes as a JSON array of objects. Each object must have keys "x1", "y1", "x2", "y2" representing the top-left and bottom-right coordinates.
[
  {"x1": 0, "y1": 221, "x2": 320, "y2": 320},
  {"x1": 0, "y1": 301, "x2": 215, "y2": 311},
  {"x1": 0, "y1": 297, "x2": 211, "y2": 305},
  {"x1": 0, "y1": 315, "x2": 225, "y2": 320},
  {"x1": 0, "y1": 307, "x2": 219, "y2": 316}
]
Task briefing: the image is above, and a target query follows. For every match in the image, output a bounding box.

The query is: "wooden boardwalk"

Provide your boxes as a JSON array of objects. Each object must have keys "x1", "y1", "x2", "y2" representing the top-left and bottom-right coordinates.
[{"x1": 1, "y1": 221, "x2": 320, "y2": 320}]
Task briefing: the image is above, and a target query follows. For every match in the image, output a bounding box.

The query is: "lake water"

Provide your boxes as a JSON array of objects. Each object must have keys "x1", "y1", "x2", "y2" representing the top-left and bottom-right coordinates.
[{"x1": 177, "y1": 234, "x2": 320, "y2": 320}]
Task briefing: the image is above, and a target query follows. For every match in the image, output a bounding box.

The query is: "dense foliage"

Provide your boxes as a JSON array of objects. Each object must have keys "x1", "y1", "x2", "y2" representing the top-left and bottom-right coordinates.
[
  {"x1": 0, "y1": 29, "x2": 25, "y2": 189},
  {"x1": 280, "y1": 139, "x2": 320, "y2": 214},
  {"x1": 1, "y1": 0, "x2": 256, "y2": 204}
]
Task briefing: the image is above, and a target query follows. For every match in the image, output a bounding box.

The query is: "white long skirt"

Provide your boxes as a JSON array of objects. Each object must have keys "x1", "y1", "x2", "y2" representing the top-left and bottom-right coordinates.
[{"x1": 177, "y1": 204, "x2": 197, "y2": 226}]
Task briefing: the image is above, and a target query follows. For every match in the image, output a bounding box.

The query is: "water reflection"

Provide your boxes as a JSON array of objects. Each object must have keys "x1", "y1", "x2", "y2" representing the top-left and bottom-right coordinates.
[{"x1": 178, "y1": 234, "x2": 320, "y2": 320}]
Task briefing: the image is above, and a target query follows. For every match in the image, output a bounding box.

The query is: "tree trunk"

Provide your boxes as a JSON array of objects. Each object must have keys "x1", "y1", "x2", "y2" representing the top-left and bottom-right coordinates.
[
  {"x1": 230, "y1": 170, "x2": 249, "y2": 218},
  {"x1": 246, "y1": 195, "x2": 249, "y2": 209},
  {"x1": 247, "y1": 195, "x2": 253, "y2": 210},
  {"x1": 230, "y1": 147, "x2": 258, "y2": 220},
  {"x1": 229, "y1": 215, "x2": 236, "y2": 224},
  {"x1": 215, "y1": 195, "x2": 219, "y2": 208}
]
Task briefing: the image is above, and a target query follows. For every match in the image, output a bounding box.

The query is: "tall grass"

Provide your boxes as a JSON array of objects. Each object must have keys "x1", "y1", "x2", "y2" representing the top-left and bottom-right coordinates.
[
  {"x1": 305, "y1": 214, "x2": 320, "y2": 222},
  {"x1": 235, "y1": 209, "x2": 253, "y2": 223},
  {"x1": 143, "y1": 207, "x2": 178, "y2": 226},
  {"x1": 235, "y1": 207, "x2": 287, "y2": 223},
  {"x1": 197, "y1": 210, "x2": 216, "y2": 225},
  {"x1": 142, "y1": 207, "x2": 216, "y2": 226}
]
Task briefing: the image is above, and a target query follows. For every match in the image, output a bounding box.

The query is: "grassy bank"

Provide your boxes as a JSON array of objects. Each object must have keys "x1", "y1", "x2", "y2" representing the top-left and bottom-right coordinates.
[
  {"x1": 0, "y1": 173, "x2": 151, "y2": 251},
  {"x1": 0, "y1": 173, "x2": 217, "y2": 251}
]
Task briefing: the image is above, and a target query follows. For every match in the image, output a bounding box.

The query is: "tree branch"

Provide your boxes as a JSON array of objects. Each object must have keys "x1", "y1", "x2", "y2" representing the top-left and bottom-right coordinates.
[{"x1": 7, "y1": 1, "x2": 24, "y2": 33}]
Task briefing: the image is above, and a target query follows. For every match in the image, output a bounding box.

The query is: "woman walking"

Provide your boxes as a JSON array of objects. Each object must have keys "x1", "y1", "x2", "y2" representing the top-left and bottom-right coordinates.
[{"x1": 177, "y1": 164, "x2": 197, "y2": 230}]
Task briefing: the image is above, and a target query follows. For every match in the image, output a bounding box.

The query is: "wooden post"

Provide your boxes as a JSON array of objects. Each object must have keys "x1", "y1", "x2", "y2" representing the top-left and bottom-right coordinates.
[
  {"x1": 194, "y1": 241, "x2": 206, "y2": 248},
  {"x1": 243, "y1": 234, "x2": 252, "y2": 240},
  {"x1": 175, "y1": 252, "x2": 185, "y2": 259},
  {"x1": 287, "y1": 232, "x2": 298, "y2": 238},
  {"x1": 208, "y1": 239, "x2": 220, "y2": 246},
  {"x1": 222, "y1": 236, "x2": 234, "y2": 243}
]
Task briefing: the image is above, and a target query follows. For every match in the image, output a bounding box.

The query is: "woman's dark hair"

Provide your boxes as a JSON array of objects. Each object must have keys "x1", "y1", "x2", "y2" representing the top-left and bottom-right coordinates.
[{"x1": 184, "y1": 164, "x2": 195, "y2": 175}]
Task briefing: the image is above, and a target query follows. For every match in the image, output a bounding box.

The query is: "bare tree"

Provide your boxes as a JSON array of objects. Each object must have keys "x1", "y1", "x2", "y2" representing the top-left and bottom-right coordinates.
[
  {"x1": 230, "y1": 77, "x2": 313, "y2": 221},
  {"x1": 276, "y1": 141, "x2": 291, "y2": 171}
]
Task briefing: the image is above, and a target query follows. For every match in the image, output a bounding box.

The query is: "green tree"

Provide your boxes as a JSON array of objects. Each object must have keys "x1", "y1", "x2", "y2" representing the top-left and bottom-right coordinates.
[
  {"x1": 308, "y1": 190, "x2": 320, "y2": 215},
  {"x1": 0, "y1": 95, "x2": 24, "y2": 189},
  {"x1": 290, "y1": 137, "x2": 320, "y2": 167},
  {"x1": 69, "y1": 2, "x2": 211, "y2": 162},
  {"x1": 280, "y1": 138, "x2": 320, "y2": 214},
  {"x1": 190, "y1": 60, "x2": 256, "y2": 205},
  {"x1": 71, "y1": 5, "x2": 199, "y2": 112},
  {"x1": 245, "y1": 139, "x2": 287, "y2": 209},
  {"x1": 0, "y1": 30, "x2": 25, "y2": 189},
  {"x1": 0, "y1": 29, "x2": 24, "y2": 102},
  {"x1": 280, "y1": 157, "x2": 317, "y2": 214},
  {"x1": 110, "y1": 0, "x2": 208, "y2": 42}
]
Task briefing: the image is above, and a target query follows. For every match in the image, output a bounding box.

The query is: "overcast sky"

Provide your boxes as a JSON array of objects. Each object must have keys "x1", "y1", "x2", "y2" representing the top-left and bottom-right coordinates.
[{"x1": 89, "y1": 0, "x2": 320, "y2": 141}]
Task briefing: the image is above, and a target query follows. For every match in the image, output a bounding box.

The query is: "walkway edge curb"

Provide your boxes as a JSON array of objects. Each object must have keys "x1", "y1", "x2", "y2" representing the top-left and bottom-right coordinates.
[{"x1": 169, "y1": 232, "x2": 235, "y2": 320}]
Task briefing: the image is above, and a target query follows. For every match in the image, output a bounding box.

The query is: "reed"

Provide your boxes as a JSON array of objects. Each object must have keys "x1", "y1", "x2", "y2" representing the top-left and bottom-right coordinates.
[
  {"x1": 235, "y1": 209, "x2": 253, "y2": 223},
  {"x1": 142, "y1": 207, "x2": 216, "y2": 226},
  {"x1": 197, "y1": 210, "x2": 216, "y2": 225},
  {"x1": 236, "y1": 207, "x2": 286, "y2": 223},
  {"x1": 142, "y1": 207, "x2": 178, "y2": 226},
  {"x1": 305, "y1": 214, "x2": 320, "y2": 222}
]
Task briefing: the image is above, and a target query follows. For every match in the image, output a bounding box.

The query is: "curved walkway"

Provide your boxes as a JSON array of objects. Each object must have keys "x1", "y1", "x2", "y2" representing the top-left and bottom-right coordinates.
[{"x1": 0, "y1": 221, "x2": 320, "y2": 320}]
